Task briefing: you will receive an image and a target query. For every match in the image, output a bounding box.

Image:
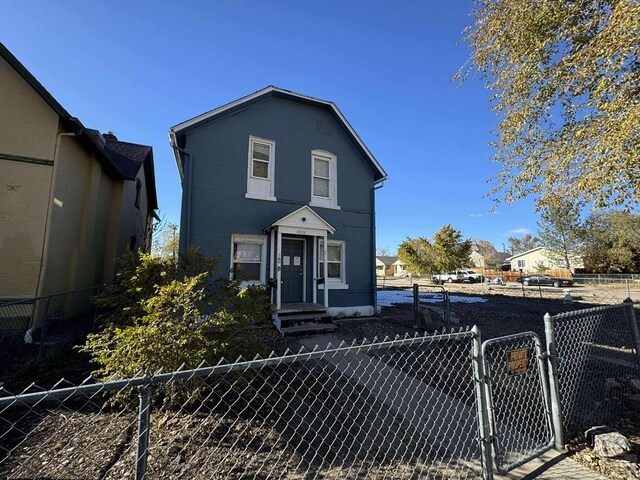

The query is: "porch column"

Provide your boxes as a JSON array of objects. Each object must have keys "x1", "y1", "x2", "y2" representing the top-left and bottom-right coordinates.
[
  {"x1": 322, "y1": 233, "x2": 328, "y2": 309},
  {"x1": 269, "y1": 229, "x2": 275, "y2": 305},
  {"x1": 276, "y1": 229, "x2": 282, "y2": 311},
  {"x1": 312, "y1": 237, "x2": 317, "y2": 304}
]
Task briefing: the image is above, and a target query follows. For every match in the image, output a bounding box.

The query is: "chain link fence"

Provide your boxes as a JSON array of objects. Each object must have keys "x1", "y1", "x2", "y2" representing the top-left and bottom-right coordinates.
[
  {"x1": 546, "y1": 302, "x2": 640, "y2": 443},
  {"x1": 1, "y1": 330, "x2": 487, "y2": 479},
  {"x1": 0, "y1": 286, "x2": 103, "y2": 367},
  {"x1": 1, "y1": 303, "x2": 639, "y2": 479},
  {"x1": 378, "y1": 276, "x2": 639, "y2": 306},
  {"x1": 481, "y1": 332, "x2": 554, "y2": 474}
]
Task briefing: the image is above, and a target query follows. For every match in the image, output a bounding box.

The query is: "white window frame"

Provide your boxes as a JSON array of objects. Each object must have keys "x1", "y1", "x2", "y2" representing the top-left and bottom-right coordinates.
[
  {"x1": 318, "y1": 239, "x2": 348, "y2": 289},
  {"x1": 517, "y1": 259, "x2": 527, "y2": 269},
  {"x1": 246, "y1": 136, "x2": 276, "y2": 201},
  {"x1": 310, "y1": 150, "x2": 339, "y2": 209},
  {"x1": 229, "y1": 234, "x2": 267, "y2": 286}
]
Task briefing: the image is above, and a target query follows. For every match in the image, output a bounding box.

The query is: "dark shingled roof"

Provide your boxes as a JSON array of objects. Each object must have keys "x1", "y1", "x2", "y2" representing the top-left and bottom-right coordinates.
[
  {"x1": 103, "y1": 139, "x2": 151, "y2": 179},
  {"x1": 377, "y1": 256, "x2": 398, "y2": 266}
]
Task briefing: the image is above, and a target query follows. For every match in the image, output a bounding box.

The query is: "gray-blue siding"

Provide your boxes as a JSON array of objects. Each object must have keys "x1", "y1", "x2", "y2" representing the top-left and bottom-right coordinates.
[{"x1": 178, "y1": 96, "x2": 378, "y2": 308}]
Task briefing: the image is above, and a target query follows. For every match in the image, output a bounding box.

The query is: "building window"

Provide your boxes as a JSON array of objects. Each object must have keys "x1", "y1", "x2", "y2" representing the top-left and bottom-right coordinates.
[
  {"x1": 135, "y1": 179, "x2": 142, "y2": 208},
  {"x1": 246, "y1": 136, "x2": 276, "y2": 201},
  {"x1": 517, "y1": 259, "x2": 526, "y2": 269},
  {"x1": 318, "y1": 239, "x2": 347, "y2": 288},
  {"x1": 230, "y1": 234, "x2": 267, "y2": 284},
  {"x1": 310, "y1": 150, "x2": 338, "y2": 209}
]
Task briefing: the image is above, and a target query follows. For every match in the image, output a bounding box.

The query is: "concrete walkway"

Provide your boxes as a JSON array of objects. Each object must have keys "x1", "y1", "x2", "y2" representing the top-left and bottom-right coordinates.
[
  {"x1": 299, "y1": 334, "x2": 608, "y2": 479},
  {"x1": 495, "y1": 450, "x2": 608, "y2": 479}
]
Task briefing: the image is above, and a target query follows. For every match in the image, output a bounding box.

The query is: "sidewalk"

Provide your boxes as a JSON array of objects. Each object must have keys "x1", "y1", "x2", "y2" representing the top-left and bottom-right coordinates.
[
  {"x1": 495, "y1": 450, "x2": 608, "y2": 479},
  {"x1": 299, "y1": 333, "x2": 609, "y2": 480}
]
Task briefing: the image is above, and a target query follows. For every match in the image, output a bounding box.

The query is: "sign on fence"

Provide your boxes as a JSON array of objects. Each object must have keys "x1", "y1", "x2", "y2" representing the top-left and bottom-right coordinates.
[{"x1": 506, "y1": 348, "x2": 529, "y2": 376}]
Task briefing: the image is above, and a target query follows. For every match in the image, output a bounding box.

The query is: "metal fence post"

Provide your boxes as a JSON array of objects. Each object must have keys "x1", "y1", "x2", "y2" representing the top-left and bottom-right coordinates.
[
  {"x1": 413, "y1": 284, "x2": 420, "y2": 328},
  {"x1": 38, "y1": 297, "x2": 50, "y2": 358},
  {"x1": 543, "y1": 313, "x2": 564, "y2": 450},
  {"x1": 443, "y1": 290, "x2": 451, "y2": 332},
  {"x1": 471, "y1": 325, "x2": 494, "y2": 480},
  {"x1": 623, "y1": 299, "x2": 640, "y2": 364},
  {"x1": 136, "y1": 378, "x2": 152, "y2": 480}
]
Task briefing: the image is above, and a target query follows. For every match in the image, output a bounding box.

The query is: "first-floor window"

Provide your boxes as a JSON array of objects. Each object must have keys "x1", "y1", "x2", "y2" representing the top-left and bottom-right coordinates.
[
  {"x1": 318, "y1": 239, "x2": 346, "y2": 286},
  {"x1": 231, "y1": 234, "x2": 266, "y2": 283},
  {"x1": 517, "y1": 259, "x2": 526, "y2": 269}
]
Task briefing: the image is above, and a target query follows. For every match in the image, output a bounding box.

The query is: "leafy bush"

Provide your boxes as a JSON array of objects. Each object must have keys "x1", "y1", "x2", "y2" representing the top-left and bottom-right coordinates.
[{"x1": 82, "y1": 248, "x2": 271, "y2": 380}]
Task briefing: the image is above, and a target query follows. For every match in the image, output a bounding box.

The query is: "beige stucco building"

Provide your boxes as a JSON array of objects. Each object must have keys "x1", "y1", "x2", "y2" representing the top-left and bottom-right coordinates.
[
  {"x1": 375, "y1": 256, "x2": 397, "y2": 277},
  {"x1": 506, "y1": 247, "x2": 583, "y2": 274},
  {"x1": 0, "y1": 42, "x2": 157, "y2": 300}
]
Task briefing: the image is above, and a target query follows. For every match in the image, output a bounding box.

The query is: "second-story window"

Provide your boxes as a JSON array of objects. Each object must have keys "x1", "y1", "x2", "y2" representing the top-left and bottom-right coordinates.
[
  {"x1": 310, "y1": 150, "x2": 338, "y2": 209},
  {"x1": 246, "y1": 136, "x2": 276, "y2": 201},
  {"x1": 135, "y1": 179, "x2": 142, "y2": 208}
]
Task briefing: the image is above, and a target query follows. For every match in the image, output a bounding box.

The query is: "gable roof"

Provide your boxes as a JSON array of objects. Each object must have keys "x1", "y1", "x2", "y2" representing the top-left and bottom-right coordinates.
[
  {"x1": 267, "y1": 205, "x2": 335, "y2": 234},
  {"x1": 104, "y1": 139, "x2": 151, "y2": 178},
  {"x1": 506, "y1": 246, "x2": 544, "y2": 261},
  {"x1": 0, "y1": 42, "x2": 125, "y2": 179},
  {"x1": 493, "y1": 252, "x2": 512, "y2": 263},
  {"x1": 168, "y1": 86, "x2": 387, "y2": 183},
  {"x1": 376, "y1": 256, "x2": 397, "y2": 266},
  {"x1": 104, "y1": 139, "x2": 158, "y2": 211}
]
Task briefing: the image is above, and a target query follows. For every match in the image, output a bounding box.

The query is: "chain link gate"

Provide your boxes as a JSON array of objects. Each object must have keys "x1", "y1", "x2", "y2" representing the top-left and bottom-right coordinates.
[{"x1": 481, "y1": 332, "x2": 554, "y2": 474}]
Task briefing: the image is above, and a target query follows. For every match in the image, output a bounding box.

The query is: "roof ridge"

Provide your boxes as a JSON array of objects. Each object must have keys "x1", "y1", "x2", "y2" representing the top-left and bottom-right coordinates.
[{"x1": 106, "y1": 139, "x2": 152, "y2": 149}]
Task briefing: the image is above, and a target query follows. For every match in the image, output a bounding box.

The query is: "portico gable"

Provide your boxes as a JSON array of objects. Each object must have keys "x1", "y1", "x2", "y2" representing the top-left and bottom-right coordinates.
[{"x1": 266, "y1": 206, "x2": 335, "y2": 310}]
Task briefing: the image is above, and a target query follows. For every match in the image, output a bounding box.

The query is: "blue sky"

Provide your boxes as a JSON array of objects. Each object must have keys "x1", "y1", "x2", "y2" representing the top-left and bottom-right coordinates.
[{"x1": 1, "y1": 1, "x2": 541, "y2": 254}]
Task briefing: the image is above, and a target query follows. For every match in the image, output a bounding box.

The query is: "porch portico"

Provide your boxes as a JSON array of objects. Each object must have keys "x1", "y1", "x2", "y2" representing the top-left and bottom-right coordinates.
[{"x1": 266, "y1": 206, "x2": 335, "y2": 311}]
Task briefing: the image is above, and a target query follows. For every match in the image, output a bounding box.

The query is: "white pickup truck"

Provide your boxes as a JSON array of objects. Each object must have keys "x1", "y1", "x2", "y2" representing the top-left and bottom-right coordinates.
[{"x1": 432, "y1": 270, "x2": 484, "y2": 284}]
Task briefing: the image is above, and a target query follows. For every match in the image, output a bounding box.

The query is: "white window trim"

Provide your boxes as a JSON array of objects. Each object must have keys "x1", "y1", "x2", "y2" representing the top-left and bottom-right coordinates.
[
  {"x1": 310, "y1": 150, "x2": 339, "y2": 210},
  {"x1": 517, "y1": 259, "x2": 527, "y2": 269},
  {"x1": 230, "y1": 234, "x2": 267, "y2": 286},
  {"x1": 318, "y1": 239, "x2": 348, "y2": 289},
  {"x1": 246, "y1": 136, "x2": 276, "y2": 201}
]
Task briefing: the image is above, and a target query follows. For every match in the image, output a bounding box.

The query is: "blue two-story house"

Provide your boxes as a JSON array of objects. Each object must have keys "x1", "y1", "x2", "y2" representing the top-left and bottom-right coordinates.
[{"x1": 169, "y1": 86, "x2": 387, "y2": 321}]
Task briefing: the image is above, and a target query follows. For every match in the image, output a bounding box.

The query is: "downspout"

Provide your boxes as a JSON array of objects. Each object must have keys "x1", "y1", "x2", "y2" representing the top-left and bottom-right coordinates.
[
  {"x1": 169, "y1": 142, "x2": 192, "y2": 249},
  {"x1": 36, "y1": 131, "x2": 81, "y2": 297},
  {"x1": 372, "y1": 179, "x2": 385, "y2": 310}
]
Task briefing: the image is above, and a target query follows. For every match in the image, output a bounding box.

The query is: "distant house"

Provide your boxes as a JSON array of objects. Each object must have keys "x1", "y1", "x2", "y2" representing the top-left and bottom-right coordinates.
[
  {"x1": 169, "y1": 86, "x2": 387, "y2": 318},
  {"x1": 375, "y1": 256, "x2": 397, "y2": 277},
  {"x1": 506, "y1": 247, "x2": 583, "y2": 274},
  {"x1": 392, "y1": 259, "x2": 409, "y2": 277},
  {"x1": 469, "y1": 243, "x2": 511, "y2": 270},
  {"x1": 0, "y1": 42, "x2": 158, "y2": 300}
]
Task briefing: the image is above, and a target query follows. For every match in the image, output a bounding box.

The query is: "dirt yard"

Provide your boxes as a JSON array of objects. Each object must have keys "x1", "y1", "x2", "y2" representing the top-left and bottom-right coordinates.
[{"x1": 2, "y1": 291, "x2": 639, "y2": 479}]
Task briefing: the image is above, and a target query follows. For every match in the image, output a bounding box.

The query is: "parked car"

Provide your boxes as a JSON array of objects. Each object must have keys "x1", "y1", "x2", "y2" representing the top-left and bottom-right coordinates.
[
  {"x1": 516, "y1": 275, "x2": 573, "y2": 288},
  {"x1": 432, "y1": 271, "x2": 464, "y2": 284},
  {"x1": 457, "y1": 270, "x2": 484, "y2": 283},
  {"x1": 432, "y1": 270, "x2": 484, "y2": 284}
]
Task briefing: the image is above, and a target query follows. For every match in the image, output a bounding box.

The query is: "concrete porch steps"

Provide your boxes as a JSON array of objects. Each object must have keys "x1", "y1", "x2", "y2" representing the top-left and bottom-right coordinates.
[
  {"x1": 279, "y1": 323, "x2": 337, "y2": 336},
  {"x1": 275, "y1": 307, "x2": 336, "y2": 337}
]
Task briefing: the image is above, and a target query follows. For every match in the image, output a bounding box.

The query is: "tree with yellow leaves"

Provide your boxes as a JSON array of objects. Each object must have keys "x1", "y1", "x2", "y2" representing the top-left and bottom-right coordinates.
[{"x1": 460, "y1": 0, "x2": 640, "y2": 209}]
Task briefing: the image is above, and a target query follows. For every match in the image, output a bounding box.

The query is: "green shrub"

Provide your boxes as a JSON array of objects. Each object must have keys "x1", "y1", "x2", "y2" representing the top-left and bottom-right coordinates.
[{"x1": 83, "y1": 248, "x2": 271, "y2": 381}]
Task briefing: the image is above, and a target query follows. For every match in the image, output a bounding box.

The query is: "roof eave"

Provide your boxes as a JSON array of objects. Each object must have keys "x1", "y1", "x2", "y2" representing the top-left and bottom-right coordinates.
[
  {"x1": 168, "y1": 130, "x2": 185, "y2": 183},
  {"x1": 170, "y1": 86, "x2": 387, "y2": 182}
]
